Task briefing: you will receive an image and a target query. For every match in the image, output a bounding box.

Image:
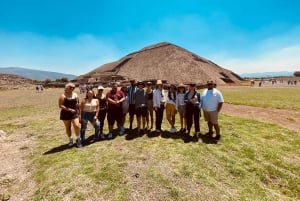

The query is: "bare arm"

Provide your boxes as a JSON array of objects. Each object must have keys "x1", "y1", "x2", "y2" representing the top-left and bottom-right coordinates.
[{"x1": 217, "y1": 102, "x2": 223, "y2": 113}]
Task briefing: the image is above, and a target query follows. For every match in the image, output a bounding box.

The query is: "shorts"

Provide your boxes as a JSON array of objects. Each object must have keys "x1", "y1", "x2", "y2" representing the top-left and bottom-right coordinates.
[
  {"x1": 60, "y1": 110, "x2": 78, "y2": 120},
  {"x1": 136, "y1": 106, "x2": 148, "y2": 118},
  {"x1": 178, "y1": 105, "x2": 186, "y2": 115},
  {"x1": 107, "y1": 107, "x2": 123, "y2": 125},
  {"x1": 166, "y1": 103, "x2": 176, "y2": 116},
  {"x1": 203, "y1": 110, "x2": 219, "y2": 125}
]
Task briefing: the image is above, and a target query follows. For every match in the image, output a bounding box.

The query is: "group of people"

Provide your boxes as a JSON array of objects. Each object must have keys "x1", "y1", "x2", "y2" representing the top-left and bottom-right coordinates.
[{"x1": 58, "y1": 79, "x2": 224, "y2": 148}]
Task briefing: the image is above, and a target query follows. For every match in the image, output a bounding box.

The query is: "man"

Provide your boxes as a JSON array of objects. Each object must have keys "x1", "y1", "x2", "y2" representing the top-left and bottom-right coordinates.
[
  {"x1": 201, "y1": 80, "x2": 224, "y2": 141},
  {"x1": 127, "y1": 79, "x2": 137, "y2": 130},
  {"x1": 106, "y1": 82, "x2": 125, "y2": 139}
]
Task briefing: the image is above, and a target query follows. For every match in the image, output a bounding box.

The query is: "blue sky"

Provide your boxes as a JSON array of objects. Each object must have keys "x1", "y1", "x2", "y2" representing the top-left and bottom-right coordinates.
[{"x1": 1, "y1": 0, "x2": 300, "y2": 76}]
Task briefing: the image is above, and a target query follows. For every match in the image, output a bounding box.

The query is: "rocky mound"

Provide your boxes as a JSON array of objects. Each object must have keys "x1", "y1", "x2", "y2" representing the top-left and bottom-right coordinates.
[
  {"x1": 0, "y1": 74, "x2": 35, "y2": 90},
  {"x1": 76, "y1": 42, "x2": 243, "y2": 86}
]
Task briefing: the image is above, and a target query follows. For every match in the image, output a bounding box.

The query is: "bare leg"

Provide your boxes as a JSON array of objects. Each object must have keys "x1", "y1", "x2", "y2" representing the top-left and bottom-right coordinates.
[
  {"x1": 208, "y1": 121, "x2": 213, "y2": 133},
  {"x1": 213, "y1": 124, "x2": 220, "y2": 135},
  {"x1": 72, "y1": 118, "x2": 80, "y2": 137},
  {"x1": 63, "y1": 120, "x2": 72, "y2": 137}
]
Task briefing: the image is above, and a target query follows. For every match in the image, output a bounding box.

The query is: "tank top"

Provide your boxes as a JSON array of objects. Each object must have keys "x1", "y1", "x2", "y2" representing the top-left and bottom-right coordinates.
[
  {"x1": 147, "y1": 90, "x2": 153, "y2": 100},
  {"x1": 83, "y1": 99, "x2": 98, "y2": 112}
]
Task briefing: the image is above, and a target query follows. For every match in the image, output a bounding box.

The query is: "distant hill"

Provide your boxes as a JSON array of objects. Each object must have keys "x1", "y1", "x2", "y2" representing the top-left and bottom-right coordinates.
[
  {"x1": 240, "y1": 71, "x2": 294, "y2": 78},
  {"x1": 0, "y1": 67, "x2": 77, "y2": 81}
]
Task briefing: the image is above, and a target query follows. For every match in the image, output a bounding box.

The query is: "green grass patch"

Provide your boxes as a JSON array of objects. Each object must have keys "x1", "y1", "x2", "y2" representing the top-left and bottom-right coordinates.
[{"x1": 219, "y1": 87, "x2": 300, "y2": 109}]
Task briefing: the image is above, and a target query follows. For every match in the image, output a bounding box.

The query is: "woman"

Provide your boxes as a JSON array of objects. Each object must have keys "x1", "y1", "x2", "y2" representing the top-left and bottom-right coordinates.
[
  {"x1": 146, "y1": 82, "x2": 154, "y2": 130},
  {"x1": 184, "y1": 82, "x2": 201, "y2": 136},
  {"x1": 96, "y1": 86, "x2": 107, "y2": 139},
  {"x1": 177, "y1": 84, "x2": 187, "y2": 133},
  {"x1": 79, "y1": 89, "x2": 100, "y2": 143},
  {"x1": 120, "y1": 86, "x2": 129, "y2": 135},
  {"x1": 153, "y1": 80, "x2": 166, "y2": 133},
  {"x1": 165, "y1": 84, "x2": 178, "y2": 133},
  {"x1": 58, "y1": 83, "x2": 82, "y2": 147}
]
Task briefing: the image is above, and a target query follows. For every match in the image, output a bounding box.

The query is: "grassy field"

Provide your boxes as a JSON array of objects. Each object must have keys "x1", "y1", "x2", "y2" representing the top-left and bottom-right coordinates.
[
  {"x1": 0, "y1": 87, "x2": 299, "y2": 201},
  {"x1": 219, "y1": 86, "x2": 300, "y2": 110}
]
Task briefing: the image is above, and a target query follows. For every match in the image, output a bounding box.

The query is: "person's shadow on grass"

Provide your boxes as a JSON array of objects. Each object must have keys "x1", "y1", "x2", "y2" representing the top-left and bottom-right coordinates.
[
  {"x1": 198, "y1": 133, "x2": 218, "y2": 144},
  {"x1": 43, "y1": 144, "x2": 72, "y2": 155}
]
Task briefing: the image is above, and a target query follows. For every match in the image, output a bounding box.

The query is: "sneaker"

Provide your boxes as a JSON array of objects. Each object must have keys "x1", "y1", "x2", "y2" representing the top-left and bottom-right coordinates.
[
  {"x1": 99, "y1": 134, "x2": 105, "y2": 139},
  {"x1": 107, "y1": 133, "x2": 113, "y2": 139},
  {"x1": 119, "y1": 129, "x2": 125, "y2": 136},
  {"x1": 155, "y1": 129, "x2": 161, "y2": 133},
  {"x1": 68, "y1": 138, "x2": 73, "y2": 147},
  {"x1": 215, "y1": 134, "x2": 221, "y2": 141},
  {"x1": 205, "y1": 131, "x2": 213, "y2": 136},
  {"x1": 76, "y1": 138, "x2": 82, "y2": 148}
]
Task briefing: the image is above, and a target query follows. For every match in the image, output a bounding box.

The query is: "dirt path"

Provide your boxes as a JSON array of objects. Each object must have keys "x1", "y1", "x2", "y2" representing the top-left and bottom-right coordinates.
[
  {"x1": 0, "y1": 130, "x2": 35, "y2": 201},
  {"x1": 222, "y1": 103, "x2": 300, "y2": 133}
]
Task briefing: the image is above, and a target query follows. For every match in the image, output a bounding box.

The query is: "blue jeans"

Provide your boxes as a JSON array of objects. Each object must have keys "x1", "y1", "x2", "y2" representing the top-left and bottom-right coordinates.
[{"x1": 80, "y1": 111, "x2": 100, "y2": 141}]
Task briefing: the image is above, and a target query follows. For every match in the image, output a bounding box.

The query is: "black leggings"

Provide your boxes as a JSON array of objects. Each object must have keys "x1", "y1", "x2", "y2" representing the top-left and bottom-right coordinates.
[{"x1": 185, "y1": 104, "x2": 200, "y2": 133}]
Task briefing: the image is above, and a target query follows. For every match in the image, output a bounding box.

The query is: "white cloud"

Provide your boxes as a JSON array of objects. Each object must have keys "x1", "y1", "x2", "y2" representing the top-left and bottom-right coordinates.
[
  {"x1": 0, "y1": 32, "x2": 120, "y2": 75},
  {"x1": 217, "y1": 45, "x2": 300, "y2": 74}
]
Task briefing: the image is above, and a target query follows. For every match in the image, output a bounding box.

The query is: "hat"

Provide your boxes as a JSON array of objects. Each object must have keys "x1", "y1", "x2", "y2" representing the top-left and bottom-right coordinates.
[
  {"x1": 156, "y1": 80, "x2": 163, "y2": 85},
  {"x1": 146, "y1": 81, "x2": 152, "y2": 86},
  {"x1": 170, "y1": 84, "x2": 177, "y2": 89},
  {"x1": 65, "y1": 82, "x2": 75, "y2": 89},
  {"x1": 98, "y1": 85, "x2": 104, "y2": 90},
  {"x1": 178, "y1": 83, "x2": 186, "y2": 88},
  {"x1": 130, "y1": 79, "x2": 136, "y2": 82},
  {"x1": 207, "y1": 80, "x2": 214, "y2": 84},
  {"x1": 189, "y1": 82, "x2": 196, "y2": 87},
  {"x1": 137, "y1": 81, "x2": 145, "y2": 87}
]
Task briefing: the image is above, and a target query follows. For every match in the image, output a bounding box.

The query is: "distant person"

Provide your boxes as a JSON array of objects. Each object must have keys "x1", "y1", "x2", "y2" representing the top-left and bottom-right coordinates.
[
  {"x1": 120, "y1": 86, "x2": 129, "y2": 135},
  {"x1": 165, "y1": 84, "x2": 178, "y2": 133},
  {"x1": 96, "y1": 86, "x2": 107, "y2": 139},
  {"x1": 79, "y1": 89, "x2": 100, "y2": 143},
  {"x1": 201, "y1": 80, "x2": 224, "y2": 141},
  {"x1": 106, "y1": 83, "x2": 125, "y2": 139},
  {"x1": 146, "y1": 82, "x2": 154, "y2": 131},
  {"x1": 153, "y1": 80, "x2": 166, "y2": 133},
  {"x1": 177, "y1": 84, "x2": 187, "y2": 133},
  {"x1": 127, "y1": 79, "x2": 137, "y2": 130},
  {"x1": 134, "y1": 81, "x2": 148, "y2": 134},
  {"x1": 184, "y1": 82, "x2": 201, "y2": 136},
  {"x1": 58, "y1": 83, "x2": 82, "y2": 147}
]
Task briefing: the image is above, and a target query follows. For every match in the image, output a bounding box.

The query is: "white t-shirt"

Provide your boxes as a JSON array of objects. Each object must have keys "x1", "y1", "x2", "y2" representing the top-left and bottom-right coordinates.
[{"x1": 201, "y1": 88, "x2": 224, "y2": 111}]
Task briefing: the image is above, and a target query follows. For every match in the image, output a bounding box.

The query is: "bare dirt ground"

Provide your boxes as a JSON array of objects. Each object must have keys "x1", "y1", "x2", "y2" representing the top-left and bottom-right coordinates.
[
  {"x1": 222, "y1": 103, "x2": 300, "y2": 133},
  {"x1": 1, "y1": 103, "x2": 299, "y2": 200},
  {"x1": 0, "y1": 130, "x2": 35, "y2": 201}
]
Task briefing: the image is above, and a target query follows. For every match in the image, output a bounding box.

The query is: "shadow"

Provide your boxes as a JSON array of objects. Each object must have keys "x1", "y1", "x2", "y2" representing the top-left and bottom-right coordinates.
[
  {"x1": 198, "y1": 133, "x2": 218, "y2": 144},
  {"x1": 43, "y1": 144, "x2": 73, "y2": 155},
  {"x1": 146, "y1": 130, "x2": 160, "y2": 138},
  {"x1": 125, "y1": 128, "x2": 146, "y2": 141},
  {"x1": 182, "y1": 133, "x2": 199, "y2": 143}
]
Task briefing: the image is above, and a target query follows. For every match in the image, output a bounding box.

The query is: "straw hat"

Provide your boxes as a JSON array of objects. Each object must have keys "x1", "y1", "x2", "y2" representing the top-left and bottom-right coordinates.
[
  {"x1": 137, "y1": 81, "x2": 145, "y2": 87},
  {"x1": 65, "y1": 82, "x2": 75, "y2": 88},
  {"x1": 178, "y1": 83, "x2": 186, "y2": 88},
  {"x1": 97, "y1": 85, "x2": 104, "y2": 90},
  {"x1": 156, "y1": 80, "x2": 163, "y2": 85}
]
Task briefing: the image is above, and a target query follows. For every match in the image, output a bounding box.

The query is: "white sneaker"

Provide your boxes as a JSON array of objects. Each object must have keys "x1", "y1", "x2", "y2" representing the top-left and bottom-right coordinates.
[{"x1": 68, "y1": 138, "x2": 73, "y2": 147}]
